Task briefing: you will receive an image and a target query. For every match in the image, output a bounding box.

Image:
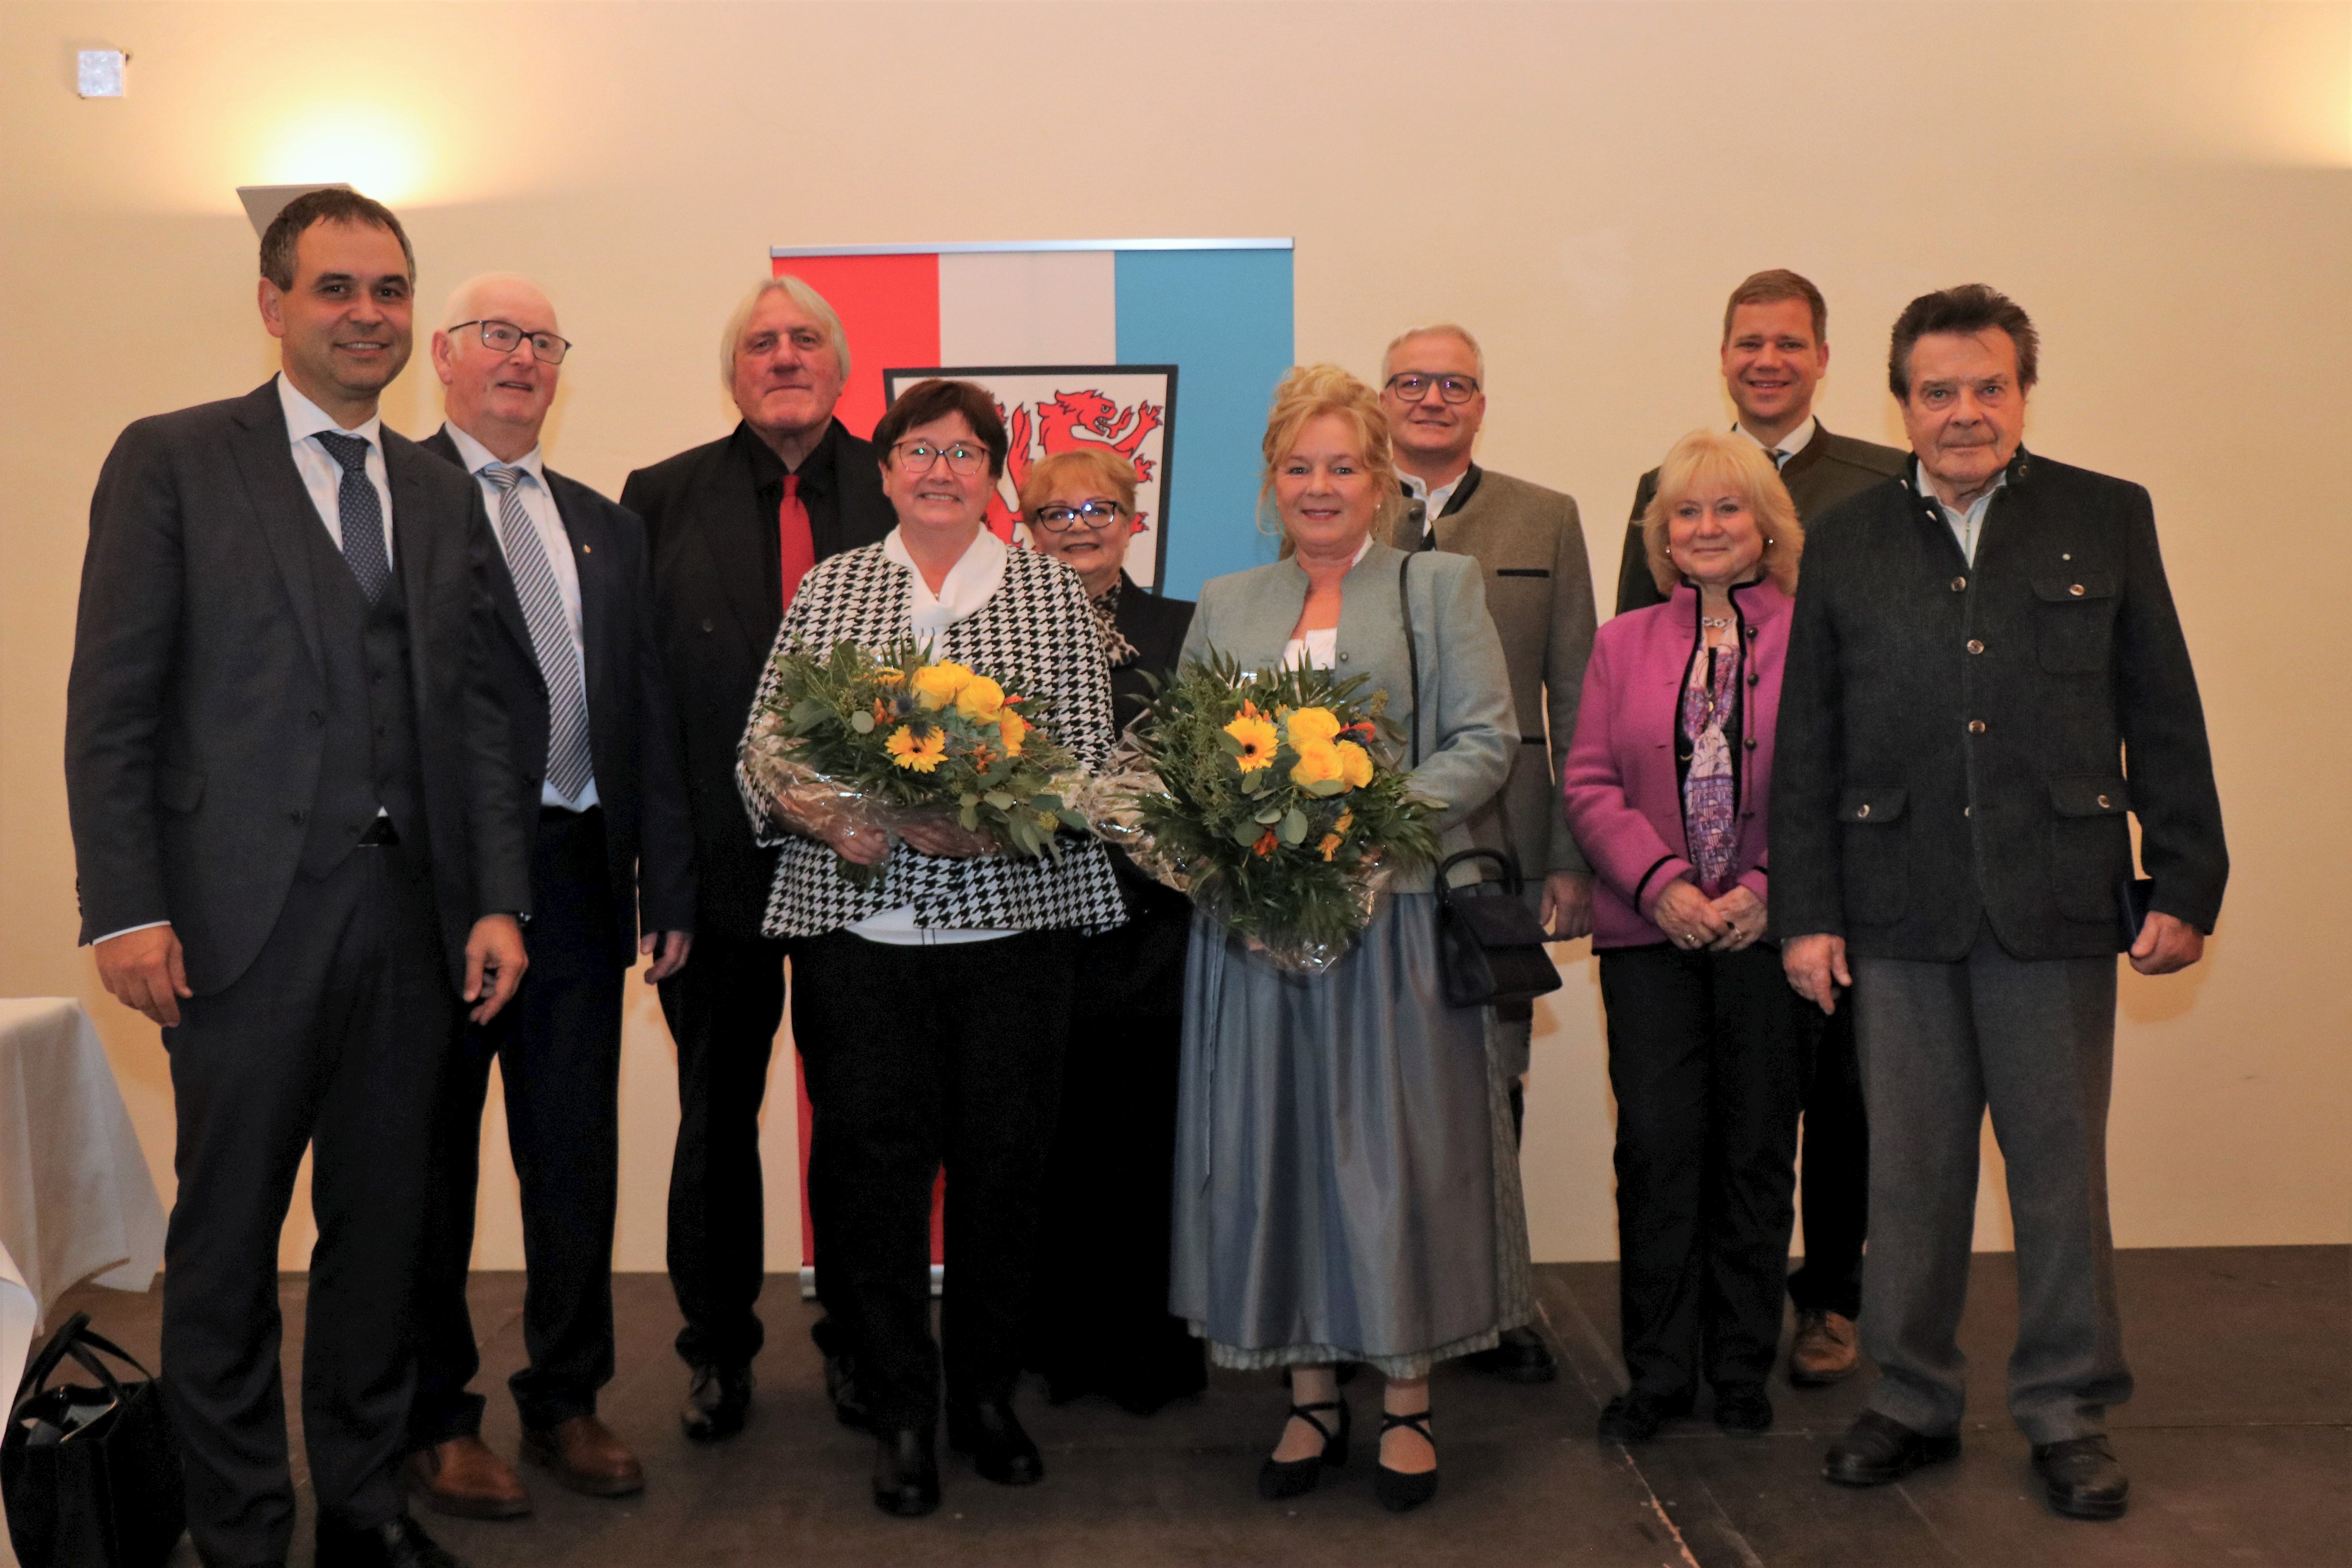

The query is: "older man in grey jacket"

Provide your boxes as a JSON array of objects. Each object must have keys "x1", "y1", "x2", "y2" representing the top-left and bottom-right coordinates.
[
  {"x1": 1773, "y1": 285, "x2": 2226, "y2": 1522},
  {"x1": 1378, "y1": 323, "x2": 1598, "y2": 1384}
]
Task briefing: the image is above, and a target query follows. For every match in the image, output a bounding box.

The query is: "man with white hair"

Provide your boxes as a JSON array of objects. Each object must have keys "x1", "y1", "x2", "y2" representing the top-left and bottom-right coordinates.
[
  {"x1": 620, "y1": 277, "x2": 893, "y2": 1442},
  {"x1": 1376, "y1": 322, "x2": 1599, "y2": 1385},
  {"x1": 406, "y1": 273, "x2": 696, "y2": 1519}
]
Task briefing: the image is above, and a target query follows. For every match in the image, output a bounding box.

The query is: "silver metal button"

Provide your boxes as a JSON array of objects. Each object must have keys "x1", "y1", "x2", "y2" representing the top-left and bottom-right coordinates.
[
  {"x1": 1951, "y1": 576, "x2": 1967, "y2": 592},
  {"x1": 1967, "y1": 640, "x2": 1984, "y2": 655},
  {"x1": 1856, "y1": 804, "x2": 1871, "y2": 819},
  {"x1": 2069, "y1": 583, "x2": 2086, "y2": 597},
  {"x1": 2096, "y1": 793, "x2": 2111, "y2": 809},
  {"x1": 1968, "y1": 719, "x2": 1987, "y2": 734}
]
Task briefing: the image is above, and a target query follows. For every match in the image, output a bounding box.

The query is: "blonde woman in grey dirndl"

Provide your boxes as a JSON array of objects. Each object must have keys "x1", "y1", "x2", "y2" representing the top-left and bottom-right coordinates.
[{"x1": 1170, "y1": 366, "x2": 1533, "y2": 1513}]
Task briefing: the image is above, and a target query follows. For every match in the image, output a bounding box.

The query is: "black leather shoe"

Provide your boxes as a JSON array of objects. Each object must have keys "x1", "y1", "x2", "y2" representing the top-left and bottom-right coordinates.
[
  {"x1": 872, "y1": 1426, "x2": 941, "y2": 1517},
  {"x1": 1596, "y1": 1391, "x2": 1690, "y2": 1445},
  {"x1": 1373, "y1": 1409, "x2": 1438, "y2": 1513},
  {"x1": 1463, "y1": 1324, "x2": 1558, "y2": 1384},
  {"x1": 2032, "y1": 1435, "x2": 2130, "y2": 1520},
  {"x1": 315, "y1": 1512, "x2": 465, "y2": 1568},
  {"x1": 811, "y1": 1318, "x2": 871, "y2": 1431},
  {"x1": 1714, "y1": 1385, "x2": 1774, "y2": 1436},
  {"x1": 947, "y1": 1398, "x2": 1044, "y2": 1485},
  {"x1": 1823, "y1": 1410, "x2": 1962, "y2": 1486},
  {"x1": 680, "y1": 1362, "x2": 753, "y2": 1443},
  {"x1": 1258, "y1": 1398, "x2": 1349, "y2": 1500}
]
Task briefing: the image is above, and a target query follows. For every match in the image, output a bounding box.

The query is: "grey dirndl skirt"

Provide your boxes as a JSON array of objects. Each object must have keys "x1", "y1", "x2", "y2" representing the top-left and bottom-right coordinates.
[{"x1": 1170, "y1": 892, "x2": 1535, "y2": 1379}]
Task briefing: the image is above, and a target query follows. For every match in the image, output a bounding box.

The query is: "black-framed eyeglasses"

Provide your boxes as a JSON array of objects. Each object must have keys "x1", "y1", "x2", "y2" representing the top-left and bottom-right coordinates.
[
  {"x1": 891, "y1": 440, "x2": 989, "y2": 476},
  {"x1": 1385, "y1": 372, "x2": 1480, "y2": 404},
  {"x1": 1032, "y1": 501, "x2": 1127, "y2": 532},
  {"x1": 450, "y1": 319, "x2": 572, "y2": 365}
]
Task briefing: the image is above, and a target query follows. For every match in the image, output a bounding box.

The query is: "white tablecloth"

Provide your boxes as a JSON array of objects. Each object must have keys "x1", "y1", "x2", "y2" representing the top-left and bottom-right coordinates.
[{"x1": 0, "y1": 997, "x2": 167, "y2": 1412}]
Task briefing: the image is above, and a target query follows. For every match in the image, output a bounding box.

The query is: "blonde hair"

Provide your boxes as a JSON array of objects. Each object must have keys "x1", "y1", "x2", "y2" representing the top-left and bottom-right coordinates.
[
  {"x1": 718, "y1": 274, "x2": 850, "y2": 388},
  {"x1": 1641, "y1": 429, "x2": 1804, "y2": 597},
  {"x1": 1018, "y1": 447, "x2": 1138, "y2": 516},
  {"x1": 1379, "y1": 322, "x2": 1486, "y2": 384},
  {"x1": 1259, "y1": 363, "x2": 1402, "y2": 542}
]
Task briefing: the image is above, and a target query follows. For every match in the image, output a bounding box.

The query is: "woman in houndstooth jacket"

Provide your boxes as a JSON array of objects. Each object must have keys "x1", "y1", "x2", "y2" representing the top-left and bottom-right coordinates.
[{"x1": 735, "y1": 380, "x2": 1123, "y2": 1520}]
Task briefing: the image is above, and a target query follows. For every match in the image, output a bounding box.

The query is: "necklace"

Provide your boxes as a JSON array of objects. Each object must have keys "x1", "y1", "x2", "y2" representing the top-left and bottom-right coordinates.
[{"x1": 1699, "y1": 614, "x2": 1736, "y2": 629}]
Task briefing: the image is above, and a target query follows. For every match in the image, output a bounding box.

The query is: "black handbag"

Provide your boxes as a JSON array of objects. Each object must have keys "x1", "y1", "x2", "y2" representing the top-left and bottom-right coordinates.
[
  {"x1": 3, "y1": 1312, "x2": 185, "y2": 1568},
  {"x1": 1398, "y1": 554, "x2": 1564, "y2": 1011}
]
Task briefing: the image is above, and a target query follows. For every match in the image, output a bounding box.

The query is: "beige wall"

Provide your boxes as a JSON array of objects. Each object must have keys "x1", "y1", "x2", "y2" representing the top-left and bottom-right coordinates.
[{"x1": 3, "y1": 2, "x2": 2346, "y2": 1272}]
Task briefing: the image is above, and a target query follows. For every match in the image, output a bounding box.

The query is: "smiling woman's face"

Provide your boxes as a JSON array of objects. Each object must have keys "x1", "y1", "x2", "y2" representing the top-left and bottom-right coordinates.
[
  {"x1": 1274, "y1": 412, "x2": 1380, "y2": 561},
  {"x1": 879, "y1": 411, "x2": 994, "y2": 537},
  {"x1": 1666, "y1": 481, "x2": 1766, "y2": 590}
]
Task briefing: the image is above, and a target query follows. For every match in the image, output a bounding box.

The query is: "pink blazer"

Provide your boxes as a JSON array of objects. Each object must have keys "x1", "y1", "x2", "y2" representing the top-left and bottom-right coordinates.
[{"x1": 1562, "y1": 579, "x2": 1792, "y2": 950}]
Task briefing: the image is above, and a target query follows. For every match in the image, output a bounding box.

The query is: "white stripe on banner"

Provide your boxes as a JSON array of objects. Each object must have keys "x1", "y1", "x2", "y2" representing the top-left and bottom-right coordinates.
[{"x1": 938, "y1": 250, "x2": 1117, "y2": 365}]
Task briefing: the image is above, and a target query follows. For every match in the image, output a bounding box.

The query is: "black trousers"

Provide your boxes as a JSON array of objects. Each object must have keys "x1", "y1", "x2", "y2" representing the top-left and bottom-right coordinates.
[
  {"x1": 1025, "y1": 882, "x2": 1205, "y2": 1412},
  {"x1": 794, "y1": 928, "x2": 1078, "y2": 1431},
  {"x1": 1787, "y1": 1001, "x2": 1869, "y2": 1319},
  {"x1": 656, "y1": 928, "x2": 790, "y2": 1370},
  {"x1": 158, "y1": 846, "x2": 452, "y2": 1567},
  {"x1": 411, "y1": 808, "x2": 625, "y2": 1444},
  {"x1": 1599, "y1": 942, "x2": 1805, "y2": 1399}
]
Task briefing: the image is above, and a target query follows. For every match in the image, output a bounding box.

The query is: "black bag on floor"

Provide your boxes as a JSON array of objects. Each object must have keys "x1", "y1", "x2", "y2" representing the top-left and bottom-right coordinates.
[
  {"x1": 3, "y1": 1311, "x2": 185, "y2": 1568},
  {"x1": 1434, "y1": 847, "x2": 1564, "y2": 1009}
]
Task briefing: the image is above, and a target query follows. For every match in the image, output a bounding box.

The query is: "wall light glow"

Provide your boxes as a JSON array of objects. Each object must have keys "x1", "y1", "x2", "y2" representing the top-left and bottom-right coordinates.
[{"x1": 255, "y1": 103, "x2": 436, "y2": 206}]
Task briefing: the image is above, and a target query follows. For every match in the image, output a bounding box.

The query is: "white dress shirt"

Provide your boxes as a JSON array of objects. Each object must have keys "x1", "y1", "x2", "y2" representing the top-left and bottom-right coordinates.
[
  {"x1": 1734, "y1": 413, "x2": 1817, "y2": 469},
  {"x1": 852, "y1": 526, "x2": 1016, "y2": 946},
  {"x1": 443, "y1": 423, "x2": 599, "y2": 810},
  {"x1": 1279, "y1": 535, "x2": 1374, "y2": 670},
  {"x1": 1398, "y1": 468, "x2": 1468, "y2": 533},
  {"x1": 1917, "y1": 458, "x2": 2008, "y2": 566},
  {"x1": 277, "y1": 373, "x2": 394, "y2": 564}
]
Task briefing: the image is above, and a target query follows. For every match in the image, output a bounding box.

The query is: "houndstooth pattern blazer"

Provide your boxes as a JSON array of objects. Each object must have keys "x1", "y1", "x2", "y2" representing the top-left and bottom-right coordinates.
[{"x1": 736, "y1": 540, "x2": 1127, "y2": 939}]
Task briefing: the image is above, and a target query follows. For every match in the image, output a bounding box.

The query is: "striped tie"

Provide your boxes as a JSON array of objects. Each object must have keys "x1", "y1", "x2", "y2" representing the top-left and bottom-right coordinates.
[
  {"x1": 485, "y1": 465, "x2": 595, "y2": 803},
  {"x1": 314, "y1": 431, "x2": 391, "y2": 602}
]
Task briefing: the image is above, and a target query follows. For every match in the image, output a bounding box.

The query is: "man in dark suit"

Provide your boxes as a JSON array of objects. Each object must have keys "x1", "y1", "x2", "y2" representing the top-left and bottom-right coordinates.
[
  {"x1": 403, "y1": 274, "x2": 696, "y2": 1519},
  {"x1": 1774, "y1": 285, "x2": 2226, "y2": 1520},
  {"x1": 1617, "y1": 270, "x2": 1906, "y2": 1388},
  {"x1": 620, "y1": 277, "x2": 894, "y2": 1439},
  {"x1": 65, "y1": 189, "x2": 529, "y2": 1568},
  {"x1": 1375, "y1": 323, "x2": 1598, "y2": 1385}
]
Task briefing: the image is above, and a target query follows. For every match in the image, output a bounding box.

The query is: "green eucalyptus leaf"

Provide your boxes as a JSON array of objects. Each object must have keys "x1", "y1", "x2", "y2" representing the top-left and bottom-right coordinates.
[
  {"x1": 1279, "y1": 807, "x2": 1309, "y2": 845},
  {"x1": 848, "y1": 710, "x2": 876, "y2": 735}
]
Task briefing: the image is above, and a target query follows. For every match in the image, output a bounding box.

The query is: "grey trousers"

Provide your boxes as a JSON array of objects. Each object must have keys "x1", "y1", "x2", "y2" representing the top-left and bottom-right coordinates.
[{"x1": 1850, "y1": 927, "x2": 2129, "y2": 1444}]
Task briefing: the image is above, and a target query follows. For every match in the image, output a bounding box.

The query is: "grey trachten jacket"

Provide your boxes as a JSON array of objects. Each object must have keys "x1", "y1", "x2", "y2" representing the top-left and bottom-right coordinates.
[
  {"x1": 1383, "y1": 466, "x2": 1597, "y2": 882},
  {"x1": 1771, "y1": 450, "x2": 2227, "y2": 961},
  {"x1": 1180, "y1": 541, "x2": 1515, "y2": 896}
]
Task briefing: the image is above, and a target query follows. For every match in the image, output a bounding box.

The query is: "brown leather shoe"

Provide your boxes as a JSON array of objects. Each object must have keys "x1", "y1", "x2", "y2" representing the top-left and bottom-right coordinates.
[
  {"x1": 405, "y1": 1435, "x2": 532, "y2": 1520},
  {"x1": 1789, "y1": 1309, "x2": 1861, "y2": 1386},
  {"x1": 521, "y1": 1415, "x2": 646, "y2": 1498}
]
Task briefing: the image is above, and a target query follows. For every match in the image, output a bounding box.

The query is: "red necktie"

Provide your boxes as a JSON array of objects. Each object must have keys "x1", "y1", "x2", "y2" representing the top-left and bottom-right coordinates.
[{"x1": 777, "y1": 473, "x2": 815, "y2": 613}]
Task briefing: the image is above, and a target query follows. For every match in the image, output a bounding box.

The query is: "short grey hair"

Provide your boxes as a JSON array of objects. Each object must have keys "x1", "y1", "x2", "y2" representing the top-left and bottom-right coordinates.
[
  {"x1": 720, "y1": 275, "x2": 850, "y2": 388},
  {"x1": 440, "y1": 272, "x2": 555, "y2": 333},
  {"x1": 1380, "y1": 322, "x2": 1486, "y2": 385}
]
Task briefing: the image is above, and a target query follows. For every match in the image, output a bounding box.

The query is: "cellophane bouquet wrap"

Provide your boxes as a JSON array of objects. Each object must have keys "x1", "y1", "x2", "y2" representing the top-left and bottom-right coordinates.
[
  {"x1": 741, "y1": 638, "x2": 1092, "y2": 883},
  {"x1": 1086, "y1": 651, "x2": 1438, "y2": 974}
]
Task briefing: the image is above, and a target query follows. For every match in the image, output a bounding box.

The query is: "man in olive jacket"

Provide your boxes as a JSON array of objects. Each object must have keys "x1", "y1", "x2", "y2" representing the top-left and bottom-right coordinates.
[
  {"x1": 1377, "y1": 323, "x2": 1597, "y2": 1385},
  {"x1": 1772, "y1": 285, "x2": 2226, "y2": 1523}
]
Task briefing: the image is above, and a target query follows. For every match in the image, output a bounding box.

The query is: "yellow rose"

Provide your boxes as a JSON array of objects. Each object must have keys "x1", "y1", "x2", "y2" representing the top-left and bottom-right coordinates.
[
  {"x1": 1285, "y1": 706, "x2": 1342, "y2": 749},
  {"x1": 1225, "y1": 713, "x2": 1279, "y2": 772},
  {"x1": 910, "y1": 661, "x2": 972, "y2": 711},
  {"x1": 885, "y1": 723, "x2": 948, "y2": 773},
  {"x1": 1334, "y1": 740, "x2": 1374, "y2": 789},
  {"x1": 1289, "y1": 742, "x2": 1344, "y2": 787},
  {"x1": 954, "y1": 675, "x2": 1006, "y2": 722},
  {"x1": 997, "y1": 709, "x2": 1030, "y2": 757}
]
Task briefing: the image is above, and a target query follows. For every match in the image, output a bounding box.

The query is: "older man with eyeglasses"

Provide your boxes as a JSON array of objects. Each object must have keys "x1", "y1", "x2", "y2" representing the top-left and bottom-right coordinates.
[
  {"x1": 1376, "y1": 323, "x2": 1599, "y2": 1386},
  {"x1": 400, "y1": 274, "x2": 697, "y2": 1520}
]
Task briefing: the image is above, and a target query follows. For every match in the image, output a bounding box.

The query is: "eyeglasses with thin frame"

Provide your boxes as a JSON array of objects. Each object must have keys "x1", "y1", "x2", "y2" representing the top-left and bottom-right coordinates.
[
  {"x1": 450, "y1": 319, "x2": 572, "y2": 365},
  {"x1": 891, "y1": 440, "x2": 990, "y2": 476},
  {"x1": 1031, "y1": 500, "x2": 1127, "y2": 532},
  {"x1": 1385, "y1": 372, "x2": 1480, "y2": 404}
]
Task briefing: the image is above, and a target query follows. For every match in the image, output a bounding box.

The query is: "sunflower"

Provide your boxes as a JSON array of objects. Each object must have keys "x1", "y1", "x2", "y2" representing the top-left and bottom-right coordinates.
[
  {"x1": 885, "y1": 723, "x2": 948, "y2": 773},
  {"x1": 1224, "y1": 712, "x2": 1279, "y2": 772}
]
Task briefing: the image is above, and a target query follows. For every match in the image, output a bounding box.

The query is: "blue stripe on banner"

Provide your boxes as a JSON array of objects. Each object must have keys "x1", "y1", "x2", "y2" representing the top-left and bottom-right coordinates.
[{"x1": 1114, "y1": 247, "x2": 1294, "y2": 601}]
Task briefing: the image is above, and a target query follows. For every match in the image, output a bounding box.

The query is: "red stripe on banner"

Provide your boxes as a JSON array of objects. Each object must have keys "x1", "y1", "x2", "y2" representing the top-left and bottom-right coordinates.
[{"x1": 772, "y1": 252, "x2": 941, "y2": 441}]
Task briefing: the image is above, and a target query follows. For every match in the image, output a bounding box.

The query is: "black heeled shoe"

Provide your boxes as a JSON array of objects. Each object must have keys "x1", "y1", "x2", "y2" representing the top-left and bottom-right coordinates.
[
  {"x1": 1256, "y1": 1398, "x2": 1350, "y2": 1500},
  {"x1": 1374, "y1": 1409, "x2": 1438, "y2": 1513}
]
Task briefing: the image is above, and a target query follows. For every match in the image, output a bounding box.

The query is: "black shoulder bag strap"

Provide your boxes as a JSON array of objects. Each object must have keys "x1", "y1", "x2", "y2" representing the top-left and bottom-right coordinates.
[{"x1": 1399, "y1": 552, "x2": 1421, "y2": 768}]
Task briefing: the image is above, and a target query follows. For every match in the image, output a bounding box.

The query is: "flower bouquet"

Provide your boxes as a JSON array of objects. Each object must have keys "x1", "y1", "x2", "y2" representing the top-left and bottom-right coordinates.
[
  {"x1": 741, "y1": 638, "x2": 1092, "y2": 883},
  {"x1": 1090, "y1": 650, "x2": 1439, "y2": 973}
]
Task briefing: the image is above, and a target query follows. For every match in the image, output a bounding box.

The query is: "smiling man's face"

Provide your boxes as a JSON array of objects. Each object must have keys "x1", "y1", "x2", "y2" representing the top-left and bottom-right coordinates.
[
  {"x1": 1720, "y1": 296, "x2": 1827, "y2": 442},
  {"x1": 260, "y1": 219, "x2": 415, "y2": 422},
  {"x1": 433, "y1": 277, "x2": 562, "y2": 455}
]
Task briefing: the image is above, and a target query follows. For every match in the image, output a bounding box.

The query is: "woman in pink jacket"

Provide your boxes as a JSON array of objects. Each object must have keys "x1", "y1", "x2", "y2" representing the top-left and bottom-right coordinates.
[{"x1": 1562, "y1": 429, "x2": 1812, "y2": 1445}]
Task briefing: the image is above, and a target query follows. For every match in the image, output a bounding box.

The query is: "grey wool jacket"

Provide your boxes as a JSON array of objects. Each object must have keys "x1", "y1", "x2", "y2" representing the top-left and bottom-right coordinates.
[
  {"x1": 1770, "y1": 449, "x2": 2227, "y2": 961},
  {"x1": 1383, "y1": 466, "x2": 1597, "y2": 881},
  {"x1": 1179, "y1": 540, "x2": 1515, "y2": 896}
]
